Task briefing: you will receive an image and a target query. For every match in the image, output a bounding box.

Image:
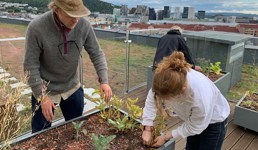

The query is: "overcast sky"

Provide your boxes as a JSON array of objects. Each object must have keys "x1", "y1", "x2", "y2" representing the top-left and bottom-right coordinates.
[{"x1": 101, "y1": 0, "x2": 258, "y2": 15}]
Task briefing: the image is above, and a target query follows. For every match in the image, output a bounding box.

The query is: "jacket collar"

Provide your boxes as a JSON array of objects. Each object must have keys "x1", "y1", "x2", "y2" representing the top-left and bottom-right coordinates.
[
  {"x1": 52, "y1": 11, "x2": 71, "y2": 32},
  {"x1": 167, "y1": 30, "x2": 181, "y2": 35}
]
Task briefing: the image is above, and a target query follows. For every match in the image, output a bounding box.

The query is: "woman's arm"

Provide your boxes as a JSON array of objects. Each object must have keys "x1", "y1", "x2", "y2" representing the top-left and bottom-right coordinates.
[{"x1": 142, "y1": 89, "x2": 158, "y2": 126}]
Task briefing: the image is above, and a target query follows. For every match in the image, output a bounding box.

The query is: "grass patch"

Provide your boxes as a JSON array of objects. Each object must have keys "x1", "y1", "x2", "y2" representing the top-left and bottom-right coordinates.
[{"x1": 227, "y1": 64, "x2": 258, "y2": 102}]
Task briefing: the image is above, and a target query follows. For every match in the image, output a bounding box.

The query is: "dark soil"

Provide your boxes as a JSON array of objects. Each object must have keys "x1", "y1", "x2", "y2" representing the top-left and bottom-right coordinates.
[
  {"x1": 11, "y1": 112, "x2": 152, "y2": 150},
  {"x1": 203, "y1": 72, "x2": 223, "y2": 82},
  {"x1": 240, "y1": 93, "x2": 258, "y2": 111}
]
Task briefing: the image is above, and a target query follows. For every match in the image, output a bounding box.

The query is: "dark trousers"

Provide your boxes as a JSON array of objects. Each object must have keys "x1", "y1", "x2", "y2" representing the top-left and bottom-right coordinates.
[
  {"x1": 31, "y1": 87, "x2": 84, "y2": 133},
  {"x1": 186, "y1": 118, "x2": 228, "y2": 150}
]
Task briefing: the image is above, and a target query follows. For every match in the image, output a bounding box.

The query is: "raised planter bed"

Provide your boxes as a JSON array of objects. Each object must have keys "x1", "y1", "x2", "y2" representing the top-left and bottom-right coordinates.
[
  {"x1": 147, "y1": 65, "x2": 231, "y2": 97},
  {"x1": 233, "y1": 93, "x2": 258, "y2": 132},
  {"x1": 212, "y1": 71, "x2": 231, "y2": 97},
  {"x1": 1, "y1": 108, "x2": 175, "y2": 150}
]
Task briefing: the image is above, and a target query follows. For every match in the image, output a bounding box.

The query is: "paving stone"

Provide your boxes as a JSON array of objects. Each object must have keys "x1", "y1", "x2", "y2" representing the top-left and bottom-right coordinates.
[
  {"x1": 1, "y1": 77, "x2": 17, "y2": 82},
  {"x1": 16, "y1": 103, "x2": 25, "y2": 112},
  {"x1": 10, "y1": 82, "x2": 27, "y2": 89},
  {"x1": 0, "y1": 73, "x2": 11, "y2": 79},
  {"x1": 21, "y1": 88, "x2": 32, "y2": 95},
  {"x1": 0, "y1": 68, "x2": 6, "y2": 73}
]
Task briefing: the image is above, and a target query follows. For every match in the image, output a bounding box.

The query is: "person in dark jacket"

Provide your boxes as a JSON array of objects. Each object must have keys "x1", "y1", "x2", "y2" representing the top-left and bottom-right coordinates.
[{"x1": 153, "y1": 26, "x2": 201, "y2": 71}]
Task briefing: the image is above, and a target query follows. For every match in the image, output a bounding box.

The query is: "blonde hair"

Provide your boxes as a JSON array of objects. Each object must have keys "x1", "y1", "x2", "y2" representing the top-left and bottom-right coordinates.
[
  {"x1": 152, "y1": 51, "x2": 191, "y2": 116},
  {"x1": 170, "y1": 25, "x2": 183, "y2": 33}
]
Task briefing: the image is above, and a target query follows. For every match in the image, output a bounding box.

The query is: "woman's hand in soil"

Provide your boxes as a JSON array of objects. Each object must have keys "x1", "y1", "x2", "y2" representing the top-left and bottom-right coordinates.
[
  {"x1": 142, "y1": 130, "x2": 152, "y2": 146},
  {"x1": 41, "y1": 96, "x2": 56, "y2": 122},
  {"x1": 151, "y1": 135, "x2": 166, "y2": 147}
]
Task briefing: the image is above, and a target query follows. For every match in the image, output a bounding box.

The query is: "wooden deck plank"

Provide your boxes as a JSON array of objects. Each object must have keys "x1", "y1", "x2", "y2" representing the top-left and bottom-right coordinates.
[
  {"x1": 246, "y1": 135, "x2": 258, "y2": 150},
  {"x1": 175, "y1": 138, "x2": 186, "y2": 150},
  {"x1": 222, "y1": 127, "x2": 246, "y2": 150},
  {"x1": 230, "y1": 130, "x2": 256, "y2": 150}
]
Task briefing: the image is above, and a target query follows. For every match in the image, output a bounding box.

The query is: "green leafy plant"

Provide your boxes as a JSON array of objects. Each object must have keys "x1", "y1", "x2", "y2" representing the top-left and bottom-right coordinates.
[
  {"x1": 152, "y1": 115, "x2": 167, "y2": 144},
  {"x1": 241, "y1": 100, "x2": 253, "y2": 107},
  {"x1": 126, "y1": 98, "x2": 143, "y2": 119},
  {"x1": 72, "y1": 121, "x2": 84, "y2": 140},
  {"x1": 209, "y1": 62, "x2": 222, "y2": 75},
  {"x1": 246, "y1": 81, "x2": 257, "y2": 97},
  {"x1": 108, "y1": 115, "x2": 137, "y2": 132},
  {"x1": 196, "y1": 58, "x2": 210, "y2": 74},
  {"x1": 196, "y1": 58, "x2": 222, "y2": 75},
  {"x1": 91, "y1": 133, "x2": 116, "y2": 150},
  {"x1": 89, "y1": 89, "x2": 143, "y2": 132}
]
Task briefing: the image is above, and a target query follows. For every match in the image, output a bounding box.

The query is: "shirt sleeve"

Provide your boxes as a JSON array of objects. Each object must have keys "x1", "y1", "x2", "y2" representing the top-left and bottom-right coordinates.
[
  {"x1": 23, "y1": 25, "x2": 43, "y2": 98},
  {"x1": 178, "y1": 37, "x2": 196, "y2": 66},
  {"x1": 142, "y1": 89, "x2": 158, "y2": 126},
  {"x1": 84, "y1": 25, "x2": 108, "y2": 84}
]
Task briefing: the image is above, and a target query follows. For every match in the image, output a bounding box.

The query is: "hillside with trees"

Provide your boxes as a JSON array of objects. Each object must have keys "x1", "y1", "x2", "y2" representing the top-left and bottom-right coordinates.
[{"x1": 1, "y1": 0, "x2": 120, "y2": 14}]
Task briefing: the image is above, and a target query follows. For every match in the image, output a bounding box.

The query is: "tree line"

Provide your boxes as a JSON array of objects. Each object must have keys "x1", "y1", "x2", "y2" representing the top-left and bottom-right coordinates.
[{"x1": 1, "y1": 0, "x2": 120, "y2": 14}]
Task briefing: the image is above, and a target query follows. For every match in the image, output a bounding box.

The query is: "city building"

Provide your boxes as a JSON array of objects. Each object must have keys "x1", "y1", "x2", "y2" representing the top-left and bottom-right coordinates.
[
  {"x1": 113, "y1": 8, "x2": 120, "y2": 18},
  {"x1": 157, "y1": 10, "x2": 164, "y2": 20},
  {"x1": 182, "y1": 7, "x2": 195, "y2": 19},
  {"x1": 163, "y1": 6, "x2": 171, "y2": 18},
  {"x1": 135, "y1": 5, "x2": 148, "y2": 17},
  {"x1": 148, "y1": 8, "x2": 156, "y2": 20},
  {"x1": 173, "y1": 7, "x2": 181, "y2": 19},
  {"x1": 121, "y1": 5, "x2": 128, "y2": 16},
  {"x1": 197, "y1": 10, "x2": 205, "y2": 19},
  {"x1": 182, "y1": 7, "x2": 188, "y2": 19},
  {"x1": 227, "y1": 16, "x2": 236, "y2": 23},
  {"x1": 188, "y1": 7, "x2": 195, "y2": 19}
]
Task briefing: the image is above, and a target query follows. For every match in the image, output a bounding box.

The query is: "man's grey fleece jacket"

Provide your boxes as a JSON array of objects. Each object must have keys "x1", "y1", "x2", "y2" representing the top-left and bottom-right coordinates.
[{"x1": 24, "y1": 11, "x2": 108, "y2": 99}]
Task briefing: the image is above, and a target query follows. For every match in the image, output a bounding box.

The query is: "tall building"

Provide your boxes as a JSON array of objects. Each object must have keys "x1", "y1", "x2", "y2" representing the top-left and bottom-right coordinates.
[
  {"x1": 157, "y1": 10, "x2": 164, "y2": 20},
  {"x1": 163, "y1": 6, "x2": 171, "y2": 18},
  {"x1": 121, "y1": 5, "x2": 128, "y2": 16},
  {"x1": 113, "y1": 8, "x2": 120, "y2": 17},
  {"x1": 174, "y1": 7, "x2": 181, "y2": 19},
  {"x1": 135, "y1": 5, "x2": 148, "y2": 16},
  {"x1": 182, "y1": 7, "x2": 195, "y2": 19},
  {"x1": 188, "y1": 7, "x2": 195, "y2": 19},
  {"x1": 149, "y1": 8, "x2": 156, "y2": 20},
  {"x1": 197, "y1": 10, "x2": 205, "y2": 19},
  {"x1": 182, "y1": 7, "x2": 188, "y2": 19},
  {"x1": 227, "y1": 16, "x2": 236, "y2": 23}
]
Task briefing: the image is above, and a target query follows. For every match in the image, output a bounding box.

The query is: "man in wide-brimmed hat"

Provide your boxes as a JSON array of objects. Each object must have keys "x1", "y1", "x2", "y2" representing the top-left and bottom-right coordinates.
[{"x1": 24, "y1": 0, "x2": 112, "y2": 133}]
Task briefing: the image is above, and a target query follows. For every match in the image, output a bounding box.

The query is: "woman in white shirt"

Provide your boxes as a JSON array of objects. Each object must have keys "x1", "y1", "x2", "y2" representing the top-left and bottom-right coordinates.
[{"x1": 142, "y1": 51, "x2": 230, "y2": 150}]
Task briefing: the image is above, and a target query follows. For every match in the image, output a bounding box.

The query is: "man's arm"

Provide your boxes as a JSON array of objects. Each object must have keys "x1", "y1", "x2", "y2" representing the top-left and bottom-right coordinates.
[
  {"x1": 83, "y1": 25, "x2": 112, "y2": 101},
  {"x1": 178, "y1": 37, "x2": 195, "y2": 65},
  {"x1": 23, "y1": 25, "x2": 43, "y2": 99}
]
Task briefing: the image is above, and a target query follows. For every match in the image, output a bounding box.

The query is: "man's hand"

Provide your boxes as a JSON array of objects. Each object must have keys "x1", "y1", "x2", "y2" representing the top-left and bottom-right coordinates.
[
  {"x1": 41, "y1": 96, "x2": 56, "y2": 122},
  {"x1": 100, "y1": 84, "x2": 112, "y2": 103},
  {"x1": 194, "y1": 65, "x2": 202, "y2": 72},
  {"x1": 142, "y1": 127, "x2": 153, "y2": 146}
]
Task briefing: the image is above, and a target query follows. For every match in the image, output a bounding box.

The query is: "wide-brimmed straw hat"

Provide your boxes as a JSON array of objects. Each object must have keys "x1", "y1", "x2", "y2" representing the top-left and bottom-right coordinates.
[{"x1": 54, "y1": 0, "x2": 91, "y2": 17}]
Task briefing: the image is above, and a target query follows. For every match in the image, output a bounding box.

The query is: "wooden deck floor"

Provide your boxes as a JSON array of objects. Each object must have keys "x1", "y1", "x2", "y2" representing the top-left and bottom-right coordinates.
[{"x1": 118, "y1": 86, "x2": 258, "y2": 150}]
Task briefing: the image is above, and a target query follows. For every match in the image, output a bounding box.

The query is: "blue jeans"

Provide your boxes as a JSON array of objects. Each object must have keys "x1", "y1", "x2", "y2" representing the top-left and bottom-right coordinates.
[
  {"x1": 31, "y1": 87, "x2": 84, "y2": 133},
  {"x1": 186, "y1": 118, "x2": 228, "y2": 150}
]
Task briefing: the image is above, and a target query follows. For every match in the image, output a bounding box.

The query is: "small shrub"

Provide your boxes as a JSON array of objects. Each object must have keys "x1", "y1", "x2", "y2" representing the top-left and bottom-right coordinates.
[
  {"x1": 91, "y1": 133, "x2": 116, "y2": 150},
  {"x1": 209, "y1": 62, "x2": 222, "y2": 75},
  {"x1": 89, "y1": 89, "x2": 142, "y2": 132},
  {"x1": 72, "y1": 121, "x2": 84, "y2": 140}
]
